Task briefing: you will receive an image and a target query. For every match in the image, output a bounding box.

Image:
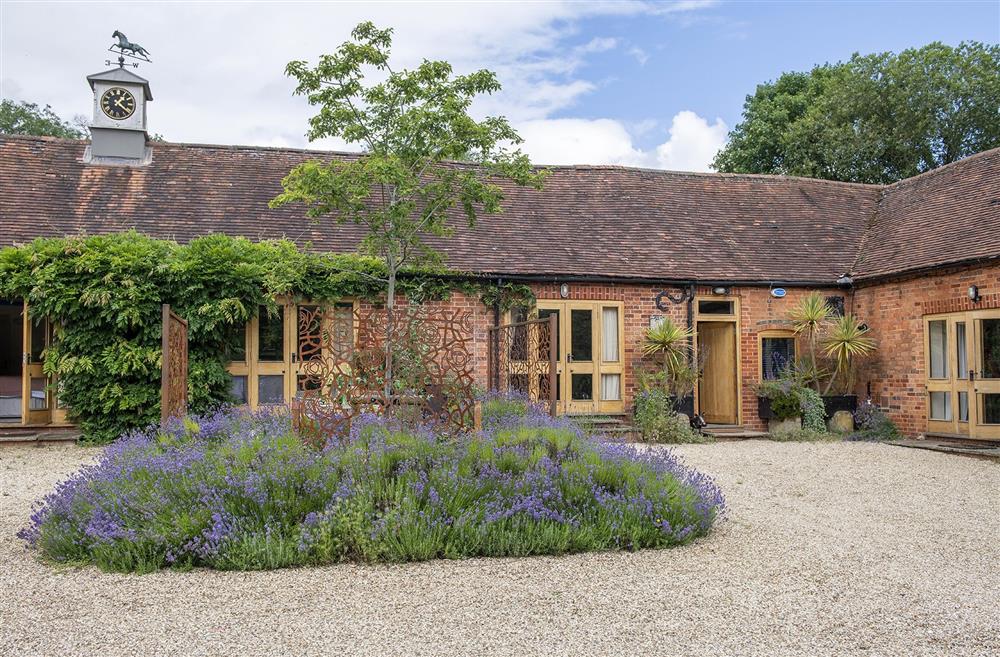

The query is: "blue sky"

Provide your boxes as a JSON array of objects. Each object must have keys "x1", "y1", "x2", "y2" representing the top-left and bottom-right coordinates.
[{"x1": 2, "y1": 1, "x2": 998, "y2": 171}]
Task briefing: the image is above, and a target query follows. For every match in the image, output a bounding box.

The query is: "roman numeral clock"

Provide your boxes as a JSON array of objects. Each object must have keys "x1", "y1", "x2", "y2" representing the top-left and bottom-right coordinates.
[{"x1": 84, "y1": 30, "x2": 154, "y2": 164}]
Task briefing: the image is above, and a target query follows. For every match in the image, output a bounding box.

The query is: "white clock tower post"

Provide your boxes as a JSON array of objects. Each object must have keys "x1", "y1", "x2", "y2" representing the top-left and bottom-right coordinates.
[{"x1": 85, "y1": 67, "x2": 153, "y2": 164}]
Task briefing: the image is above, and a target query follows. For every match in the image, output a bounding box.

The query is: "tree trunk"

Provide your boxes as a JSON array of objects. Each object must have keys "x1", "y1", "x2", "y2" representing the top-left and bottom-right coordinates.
[{"x1": 383, "y1": 259, "x2": 397, "y2": 408}]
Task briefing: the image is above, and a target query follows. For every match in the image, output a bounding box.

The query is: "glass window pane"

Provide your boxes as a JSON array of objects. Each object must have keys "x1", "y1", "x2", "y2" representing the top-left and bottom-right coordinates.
[
  {"x1": 958, "y1": 391, "x2": 969, "y2": 422},
  {"x1": 928, "y1": 321, "x2": 948, "y2": 379},
  {"x1": 571, "y1": 373, "x2": 593, "y2": 400},
  {"x1": 981, "y1": 394, "x2": 1000, "y2": 424},
  {"x1": 929, "y1": 391, "x2": 951, "y2": 421},
  {"x1": 956, "y1": 323, "x2": 967, "y2": 379},
  {"x1": 29, "y1": 377, "x2": 48, "y2": 410},
  {"x1": 258, "y1": 375, "x2": 285, "y2": 404},
  {"x1": 296, "y1": 374, "x2": 322, "y2": 398},
  {"x1": 698, "y1": 300, "x2": 734, "y2": 315},
  {"x1": 297, "y1": 305, "x2": 322, "y2": 361},
  {"x1": 602, "y1": 307, "x2": 619, "y2": 362},
  {"x1": 600, "y1": 374, "x2": 621, "y2": 401},
  {"x1": 570, "y1": 309, "x2": 592, "y2": 362},
  {"x1": 981, "y1": 319, "x2": 1000, "y2": 379},
  {"x1": 509, "y1": 373, "x2": 528, "y2": 395},
  {"x1": 30, "y1": 319, "x2": 46, "y2": 361},
  {"x1": 258, "y1": 306, "x2": 285, "y2": 362},
  {"x1": 227, "y1": 324, "x2": 247, "y2": 362},
  {"x1": 761, "y1": 337, "x2": 795, "y2": 380},
  {"x1": 537, "y1": 309, "x2": 560, "y2": 359},
  {"x1": 229, "y1": 375, "x2": 248, "y2": 404}
]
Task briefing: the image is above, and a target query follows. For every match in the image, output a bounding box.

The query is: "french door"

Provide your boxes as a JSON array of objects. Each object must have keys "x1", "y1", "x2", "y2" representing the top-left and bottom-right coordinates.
[
  {"x1": 535, "y1": 301, "x2": 624, "y2": 415},
  {"x1": 227, "y1": 300, "x2": 356, "y2": 409},
  {"x1": 925, "y1": 309, "x2": 1000, "y2": 439}
]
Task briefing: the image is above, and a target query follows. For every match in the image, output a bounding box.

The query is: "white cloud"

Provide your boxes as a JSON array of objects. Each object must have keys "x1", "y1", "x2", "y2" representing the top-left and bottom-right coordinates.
[
  {"x1": 654, "y1": 110, "x2": 729, "y2": 171},
  {"x1": 516, "y1": 111, "x2": 728, "y2": 172},
  {"x1": 0, "y1": 1, "x2": 722, "y2": 169},
  {"x1": 626, "y1": 47, "x2": 650, "y2": 65}
]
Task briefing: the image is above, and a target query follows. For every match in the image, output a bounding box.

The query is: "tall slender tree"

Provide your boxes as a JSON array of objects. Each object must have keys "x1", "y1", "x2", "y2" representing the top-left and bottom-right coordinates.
[{"x1": 271, "y1": 22, "x2": 546, "y2": 399}]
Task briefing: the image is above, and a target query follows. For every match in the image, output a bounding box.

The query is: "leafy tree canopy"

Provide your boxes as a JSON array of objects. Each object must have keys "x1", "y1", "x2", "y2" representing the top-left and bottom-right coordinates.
[
  {"x1": 0, "y1": 99, "x2": 86, "y2": 139},
  {"x1": 271, "y1": 21, "x2": 546, "y2": 394},
  {"x1": 713, "y1": 41, "x2": 1000, "y2": 183}
]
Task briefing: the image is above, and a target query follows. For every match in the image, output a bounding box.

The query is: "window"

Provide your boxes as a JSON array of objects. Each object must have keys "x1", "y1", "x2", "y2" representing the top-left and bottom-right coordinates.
[
  {"x1": 929, "y1": 391, "x2": 952, "y2": 421},
  {"x1": 698, "y1": 300, "x2": 734, "y2": 315},
  {"x1": 570, "y1": 309, "x2": 592, "y2": 362},
  {"x1": 601, "y1": 374, "x2": 621, "y2": 401},
  {"x1": 825, "y1": 296, "x2": 845, "y2": 317},
  {"x1": 258, "y1": 305, "x2": 285, "y2": 362},
  {"x1": 761, "y1": 335, "x2": 795, "y2": 380},
  {"x1": 227, "y1": 324, "x2": 247, "y2": 362},
  {"x1": 956, "y1": 322, "x2": 968, "y2": 379},
  {"x1": 601, "y1": 307, "x2": 619, "y2": 362},
  {"x1": 229, "y1": 375, "x2": 248, "y2": 404},
  {"x1": 928, "y1": 320, "x2": 948, "y2": 379}
]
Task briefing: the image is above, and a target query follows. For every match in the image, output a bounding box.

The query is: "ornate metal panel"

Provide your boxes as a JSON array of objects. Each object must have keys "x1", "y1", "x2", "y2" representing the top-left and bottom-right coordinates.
[
  {"x1": 291, "y1": 305, "x2": 478, "y2": 445},
  {"x1": 160, "y1": 304, "x2": 188, "y2": 422},
  {"x1": 487, "y1": 314, "x2": 557, "y2": 416}
]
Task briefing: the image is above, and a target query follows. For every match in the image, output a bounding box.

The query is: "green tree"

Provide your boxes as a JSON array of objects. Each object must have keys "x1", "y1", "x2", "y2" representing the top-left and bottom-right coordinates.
[
  {"x1": 713, "y1": 41, "x2": 1000, "y2": 183},
  {"x1": 0, "y1": 99, "x2": 85, "y2": 139},
  {"x1": 271, "y1": 22, "x2": 546, "y2": 398}
]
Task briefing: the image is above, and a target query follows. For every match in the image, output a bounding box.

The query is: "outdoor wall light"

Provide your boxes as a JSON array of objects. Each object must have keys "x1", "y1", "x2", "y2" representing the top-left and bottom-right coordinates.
[
  {"x1": 968, "y1": 285, "x2": 981, "y2": 303},
  {"x1": 712, "y1": 286, "x2": 730, "y2": 295},
  {"x1": 559, "y1": 283, "x2": 570, "y2": 299}
]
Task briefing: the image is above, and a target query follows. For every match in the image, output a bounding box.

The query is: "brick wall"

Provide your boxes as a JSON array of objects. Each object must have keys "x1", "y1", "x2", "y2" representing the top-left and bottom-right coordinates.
[{"x1": 852, "y1": 261, "x2": 1000, "y2": 436}]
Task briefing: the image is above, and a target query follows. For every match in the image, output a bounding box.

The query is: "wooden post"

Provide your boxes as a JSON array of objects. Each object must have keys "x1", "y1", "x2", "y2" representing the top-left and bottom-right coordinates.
[
  {"x1": 548, "y1": 312, "x2": 558, "y2": 417},
  {"x1": 160, "y1": 304, "x2": 171, "y2": 423}
]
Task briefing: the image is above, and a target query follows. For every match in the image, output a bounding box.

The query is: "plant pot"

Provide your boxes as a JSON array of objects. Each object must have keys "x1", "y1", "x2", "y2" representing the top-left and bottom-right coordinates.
[
  {"x1": 757, "y1": 396, "x2": 773, "y2": 420},
  {"x1": 671, "y1": 394, "x2": 695, "y2": 417},
  {"x1": 822, "y1": 394, "x2": 858, "y2": 419},
  {"x1": 768, "y1": 416, "x2": 801, "y2": 434}
]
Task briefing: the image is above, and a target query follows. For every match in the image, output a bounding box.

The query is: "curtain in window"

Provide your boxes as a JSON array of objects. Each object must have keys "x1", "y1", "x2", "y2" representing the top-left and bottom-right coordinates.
[
  {"x1": 601, "y1": 374, "x2": 621, "y2": 401},
  {"x1": 928, "y1": 321, "x2": 948, "y2": 379},
  {"x1": 602, "y1": 307, "x2": 619, "y2": 361}
]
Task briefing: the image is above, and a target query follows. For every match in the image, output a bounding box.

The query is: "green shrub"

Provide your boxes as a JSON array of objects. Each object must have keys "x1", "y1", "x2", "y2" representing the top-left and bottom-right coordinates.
[
  {"x1": 633, "y1": 389, "x2": 710, "y2": 444},
  {"x1": 0, "y1": 233, "x2": 532, "y2": 443},
  {"x1": 798, "y1": 386, "x2": 826, "y2": 432},
  {"x1": 769, "y1": 427, "x2": 841, "y2": 442},
  {"x1": 847, "y1": 401, "x2": 902, "y2": 441}
]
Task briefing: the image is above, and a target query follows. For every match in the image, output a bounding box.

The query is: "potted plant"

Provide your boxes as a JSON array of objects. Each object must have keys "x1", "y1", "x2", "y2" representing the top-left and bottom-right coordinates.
[
  {"x1": 756, "y1": 379, "x2": 803, "y2": 433},
  {"x1": 820, "y1": 314, "x2": 875, "y2": 418},
  {"x1": 640, "y1": 317, "x2": 696, "y2": 417}
]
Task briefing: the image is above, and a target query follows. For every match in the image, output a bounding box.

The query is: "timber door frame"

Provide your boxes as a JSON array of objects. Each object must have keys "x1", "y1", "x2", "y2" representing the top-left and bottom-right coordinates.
[
  {"x1": 970, "y1": 309, "x2": 1000, "y2": 439},
  {"x1": 694, "y1": 296, "x2": 742, "y2": 426},
  {"x1": 923, "y1": 309, "x2": 1000, "y2": 440},
  {"x1": 533, "y1": 300, "x2": 625, "y2": 415},
  {"x1": 21, "y1": 304, "x2": 51, "y2": 426}
]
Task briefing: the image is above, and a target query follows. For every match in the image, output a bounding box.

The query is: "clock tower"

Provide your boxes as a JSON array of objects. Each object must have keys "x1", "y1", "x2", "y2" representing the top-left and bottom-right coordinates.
[{"x1": 85, "y1": 66, "x2": 153, "y2": 164}]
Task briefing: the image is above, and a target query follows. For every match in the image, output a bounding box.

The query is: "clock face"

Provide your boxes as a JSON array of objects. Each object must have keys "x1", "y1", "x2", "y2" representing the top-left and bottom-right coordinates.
[{"x1": 100, "y1": 87, "x2": 136, "y2": 120}]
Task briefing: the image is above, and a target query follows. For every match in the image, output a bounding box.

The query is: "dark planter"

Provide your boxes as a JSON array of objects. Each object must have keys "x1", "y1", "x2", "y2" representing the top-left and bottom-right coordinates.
[
  {"x1": 671, "y1": 394, "x2": 695, "y2": 417},
  {"x1": 757, "y1": 396, "x2": 773, "y2": 420},
  {"x1": 822, "y1": 394, "x2": 858, "y2": 419}
]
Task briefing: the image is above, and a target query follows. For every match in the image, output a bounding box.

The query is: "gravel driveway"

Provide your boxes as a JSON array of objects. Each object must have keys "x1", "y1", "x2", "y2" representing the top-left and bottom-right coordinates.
[{"x1": 1, "y1": 441, "x2": 998, "y2": 657}]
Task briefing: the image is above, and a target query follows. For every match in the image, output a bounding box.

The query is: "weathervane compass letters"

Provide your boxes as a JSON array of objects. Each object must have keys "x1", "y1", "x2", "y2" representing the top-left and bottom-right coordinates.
[{"x1": 105, "y1": 30, "x2": 152, "y2": 68}]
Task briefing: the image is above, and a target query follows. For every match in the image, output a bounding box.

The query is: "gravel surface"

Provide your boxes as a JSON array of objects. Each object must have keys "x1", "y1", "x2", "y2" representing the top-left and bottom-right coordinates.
[{"x1": 1, "y1": 441, "x2": 998, "y2": 657}]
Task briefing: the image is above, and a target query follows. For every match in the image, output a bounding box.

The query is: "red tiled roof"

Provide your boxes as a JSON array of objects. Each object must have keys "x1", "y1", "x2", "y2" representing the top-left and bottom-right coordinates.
[
  {"x1": 1, "y1": 135, "x2": 996, "y2": 283},
  {"x1": 852, "y1": 147, "x2": 1000, "y2": 281}
]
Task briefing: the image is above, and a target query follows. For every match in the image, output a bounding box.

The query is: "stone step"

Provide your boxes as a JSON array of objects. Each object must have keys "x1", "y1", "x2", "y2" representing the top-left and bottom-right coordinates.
[{"x1": 0, "y1": 427, "x2": 81, "y2": 446}]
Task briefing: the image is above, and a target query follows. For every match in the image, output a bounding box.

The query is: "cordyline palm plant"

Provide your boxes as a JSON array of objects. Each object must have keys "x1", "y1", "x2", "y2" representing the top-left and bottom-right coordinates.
[
  {"x1": 788, "y1": 291, "x2": 832, "y2": 390},
  {"x1": 642, "y1": 318, "x2": 694, "y2": 380},
  {"x1": 822, "y1": 314, "x2": 875, "y2": 395}
]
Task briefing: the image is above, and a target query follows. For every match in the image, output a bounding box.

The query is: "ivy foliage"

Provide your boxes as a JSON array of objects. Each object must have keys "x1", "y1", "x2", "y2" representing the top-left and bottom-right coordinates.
[{"x1": 0, "y1": 232, "x2": 523, "y2": 443}]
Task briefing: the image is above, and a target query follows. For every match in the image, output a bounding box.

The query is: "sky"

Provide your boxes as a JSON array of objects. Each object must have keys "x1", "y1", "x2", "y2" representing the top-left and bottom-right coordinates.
[{"x1": 1, "y1": 0, "x2": 998, "y2": 171}]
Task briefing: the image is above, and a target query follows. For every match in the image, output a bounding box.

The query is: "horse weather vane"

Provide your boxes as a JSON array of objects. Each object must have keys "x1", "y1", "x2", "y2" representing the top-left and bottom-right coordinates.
[{"x1": 106, "y1": 30, "x2": 151, "y2": 68}]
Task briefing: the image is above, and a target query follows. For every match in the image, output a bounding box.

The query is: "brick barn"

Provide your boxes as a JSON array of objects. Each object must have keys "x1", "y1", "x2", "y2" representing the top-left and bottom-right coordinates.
[{"x1": 1, "y1": 67, "x2": 999, "y2": 440}]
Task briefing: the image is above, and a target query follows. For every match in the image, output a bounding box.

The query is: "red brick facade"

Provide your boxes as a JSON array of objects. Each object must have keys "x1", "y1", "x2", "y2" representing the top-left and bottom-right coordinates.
[{"x1": 852, "y1": 262, "x2": 1000, "y2": 436}]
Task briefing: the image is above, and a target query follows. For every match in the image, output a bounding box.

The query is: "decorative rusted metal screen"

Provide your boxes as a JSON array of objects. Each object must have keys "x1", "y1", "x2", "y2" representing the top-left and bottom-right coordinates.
[
  {"x1": 291, "y1": 305, "x2": 478, "y2": 444},
  {"x1": 160, "y1": 304, "x2": 189, "y2": 422},
  {"x1": 487, "y1": 314, "x2": 557, "y2": 416}
]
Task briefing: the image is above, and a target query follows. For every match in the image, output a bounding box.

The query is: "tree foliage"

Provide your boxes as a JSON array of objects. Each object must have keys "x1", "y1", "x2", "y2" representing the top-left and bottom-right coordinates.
[
  {"x1": 271, "y1": 22, "x2": 546, "y2": 396},
  {"x1": 0, "y1": 232, "x2": 521, "y2": 443},
  {"x1": 0, "y1": 99, "x2": 86, "y2": 139},
  {"x1": 713, "y1": 41, "x2": 1000, "y2": 183}
]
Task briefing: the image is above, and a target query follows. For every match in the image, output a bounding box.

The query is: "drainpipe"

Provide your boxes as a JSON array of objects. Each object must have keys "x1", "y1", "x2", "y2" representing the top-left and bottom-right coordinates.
[{"x1": 686, "y1": 282, "x2": 696, "y2": 365}]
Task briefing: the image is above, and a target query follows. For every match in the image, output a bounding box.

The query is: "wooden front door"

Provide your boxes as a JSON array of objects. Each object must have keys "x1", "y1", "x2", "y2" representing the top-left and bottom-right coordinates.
[
  {"x1": 698, "y1": 321, "x2": 738, "y2": 424},
  {"x1": 536, "y1": 300, "x2": 624, "y2": 415}
]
